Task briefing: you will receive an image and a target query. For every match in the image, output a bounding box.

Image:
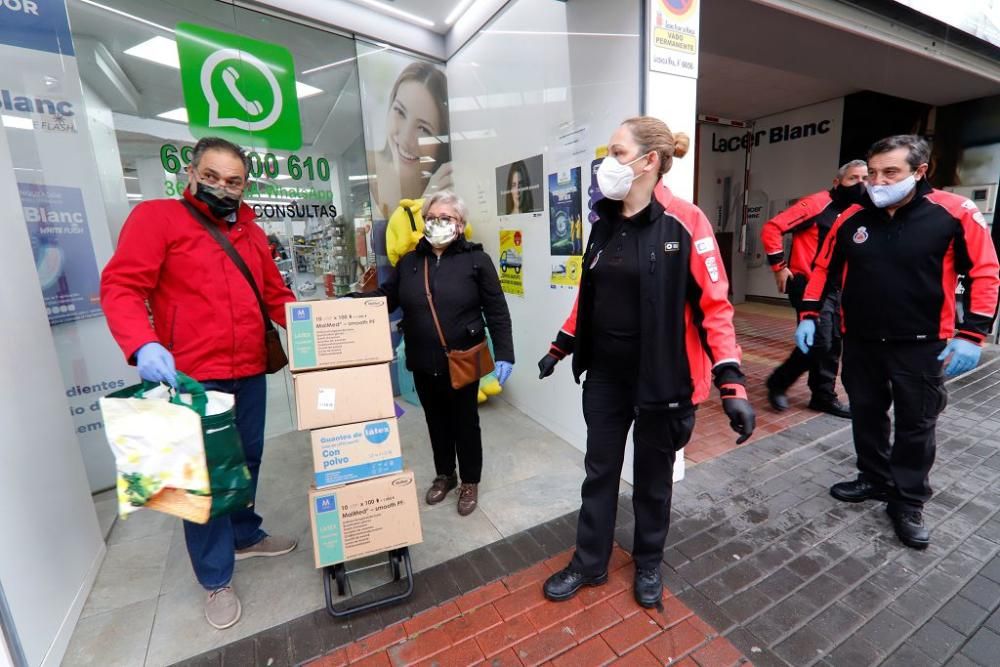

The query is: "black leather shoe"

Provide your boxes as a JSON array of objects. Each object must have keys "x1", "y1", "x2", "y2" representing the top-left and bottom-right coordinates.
[
  {"x1": 634, "y1": 568, "x2": 663, "y2": 608},
  {"x1": 830, "y1": 478, "x2": 889, "y2": 503},
  {"x1": 887, "y1": 506, "x2": 930, "y2": 550},
  {"x1": 808, "y1": 398, "x2": 851, "y2": 419},
  {"x1": 768, "y1": 387, "x2": 790, "y2": 412},
  {"x1": 543, "y1": 568, "x2": 608, "y2": 602}
]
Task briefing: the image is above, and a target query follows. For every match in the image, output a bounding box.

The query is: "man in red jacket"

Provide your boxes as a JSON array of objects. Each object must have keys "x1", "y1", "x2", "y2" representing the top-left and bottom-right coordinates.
[
  {"x1": 761, "y1": 160, "x2": 867, "y2": 418},
  {"x1": 797, "y1": 135, "x2": 1000, "y2": 549},
  {"x1": 101, "y1": 137, "x2": 297, "y2": 630}
]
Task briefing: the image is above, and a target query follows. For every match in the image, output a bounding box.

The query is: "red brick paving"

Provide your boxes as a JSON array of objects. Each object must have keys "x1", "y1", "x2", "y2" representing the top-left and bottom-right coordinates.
[
  {"x1": 685, "y1": 303, "x2": 834, "y2": 465},
  {"x1": 302, "y1": 305, "x2": 796, "y2": 667},
  {"x1": 306, "y1": 548, "x2": 749, "y2": 667}
]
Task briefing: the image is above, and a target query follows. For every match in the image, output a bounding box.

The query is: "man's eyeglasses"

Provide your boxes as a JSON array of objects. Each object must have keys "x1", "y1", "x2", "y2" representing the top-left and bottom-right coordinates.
[{"x1": 195, "y1": 169, "x2": 245, "y2": 195}]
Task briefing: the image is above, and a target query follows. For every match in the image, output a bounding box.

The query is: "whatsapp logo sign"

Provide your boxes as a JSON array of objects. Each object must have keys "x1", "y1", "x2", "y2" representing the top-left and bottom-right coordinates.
[{"x1": 176, "y1": 23, "x2": 302, "y2": 150}]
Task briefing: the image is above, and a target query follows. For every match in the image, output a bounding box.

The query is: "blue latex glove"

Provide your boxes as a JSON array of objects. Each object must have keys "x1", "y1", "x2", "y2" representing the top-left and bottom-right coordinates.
[
  {"x1": 495, "y1": 361, "x2": 513, "y2": 386},
  {"x1": 938, "y1": 339, "x2": 981, "y2": 376},
  {"x1": 795, "y1": 319, "x2": 816, "y2": 354},
  {"x1": 136, "y1": 342, "x2": 177, "y2": 388}
]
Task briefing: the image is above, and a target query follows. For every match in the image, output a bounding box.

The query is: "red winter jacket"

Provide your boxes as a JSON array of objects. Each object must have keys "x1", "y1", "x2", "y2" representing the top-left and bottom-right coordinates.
[
  {"x1": 760, "y1": 189, "x2": 852, "y2": 279},
  {"x1": 548, "y1": 183, "x2": 743, "y2": 409},
  {"x1": 101, "y1": 189, "x2": 295, "y2": 381}
]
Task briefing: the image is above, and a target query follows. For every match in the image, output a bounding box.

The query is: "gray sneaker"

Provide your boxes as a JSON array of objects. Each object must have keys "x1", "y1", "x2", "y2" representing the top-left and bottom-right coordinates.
[
  {"x1": 205, "y1": 586, "x2": 241, "y2": 630},
  {"x1": 235, "y1": 534, "x2": 297, "y2": 561}
]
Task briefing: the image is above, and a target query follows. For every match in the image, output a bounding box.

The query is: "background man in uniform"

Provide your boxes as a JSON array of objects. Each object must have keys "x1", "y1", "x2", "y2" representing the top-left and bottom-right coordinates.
[
  {"x1": 797, "y1": 135, "x2": 999, "y2": 549},
  {"x1": 762, "y1": 160, "x2": 867, "y2": 418},
  {"x1": 101, "y1": 137, "x2": 297, "y2": 629}
]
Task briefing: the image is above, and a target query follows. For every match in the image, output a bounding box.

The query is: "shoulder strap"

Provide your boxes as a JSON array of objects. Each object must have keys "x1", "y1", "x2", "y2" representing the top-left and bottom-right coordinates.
[
  {"x1": 405, "y1": 207, "x2": 418, "y2": 232},
  {"x1": 182, "y1": 200, "x2": 275, "y2": 332},
  {"x1": 422, "y1": 257, "x2": 449, "y2": 351}
]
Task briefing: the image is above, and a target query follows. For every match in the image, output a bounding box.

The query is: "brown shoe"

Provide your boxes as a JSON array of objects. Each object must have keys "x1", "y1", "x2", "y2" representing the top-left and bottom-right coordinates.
[
  {"x1": 426, "y1": 474, "x2": 458, "y2": 505},
  {"x1": 457, "y1": 483, "x2": 479, "y2": 516}
]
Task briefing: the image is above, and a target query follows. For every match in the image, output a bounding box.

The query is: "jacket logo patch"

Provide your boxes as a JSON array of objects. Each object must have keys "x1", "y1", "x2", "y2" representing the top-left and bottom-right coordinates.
[
  {"x1": 705, "y1": 256, "x2": 720, "y2": 282},
  {"x1": 664, "y1": 241, "x2": 680, "y2": 253},
  {"x1": 694, "y1": 237, "x2": 715, "y2": 254},
  {"x1": 853, "y1": 226, "x2": 869, "y2": 244}
]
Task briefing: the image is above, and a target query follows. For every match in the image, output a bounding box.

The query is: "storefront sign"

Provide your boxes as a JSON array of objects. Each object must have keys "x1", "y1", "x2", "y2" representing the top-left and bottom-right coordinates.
[
  {"x1": 498, "y1": 229, "x2": 524, "y2": 296},
  {"x1": 176, "y1": 22, "x2": 303, "y2": 150},
  {"x1": 649, "y1": 0, "x2": 699, "y2": 79},
  {"x1": 710, "y1": 119, "x2": 833, "y2": 152},
  {"x1": 0, "y1": 0, "x2": 136, "y2": 490}
]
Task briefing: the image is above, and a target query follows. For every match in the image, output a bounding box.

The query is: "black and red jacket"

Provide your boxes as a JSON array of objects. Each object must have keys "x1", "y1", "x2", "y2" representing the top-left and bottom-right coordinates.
[
  {"x1": 802, "y1": 179, "x2": 1000, "y2": 344},
  {"x1": 548, "y1": 183, "x2": 744, "y2": 410},
  {"x1": 761, "y1": 188, "x2": 855, "y2": 279}
]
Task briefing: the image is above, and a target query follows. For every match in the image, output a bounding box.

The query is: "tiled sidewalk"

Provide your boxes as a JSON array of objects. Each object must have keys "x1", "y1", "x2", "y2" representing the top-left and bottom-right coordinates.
[{"x1": 305, "y1": 546, "x2": 747, "y2": 667}]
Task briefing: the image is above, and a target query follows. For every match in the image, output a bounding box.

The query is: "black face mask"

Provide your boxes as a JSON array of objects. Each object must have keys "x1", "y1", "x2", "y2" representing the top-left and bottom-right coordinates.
[
  {"x1": 832, "y1": 182, "x2": 865, "y2": 205},
  {"x1": 194, "y1": 181, "x2": 241, "y2": 219}
]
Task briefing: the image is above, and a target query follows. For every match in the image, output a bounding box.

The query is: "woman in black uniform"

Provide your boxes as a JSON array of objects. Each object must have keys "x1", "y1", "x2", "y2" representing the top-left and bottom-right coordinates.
[{"x1": 538, "y1": 117, "x2": 755, "y2": 607}]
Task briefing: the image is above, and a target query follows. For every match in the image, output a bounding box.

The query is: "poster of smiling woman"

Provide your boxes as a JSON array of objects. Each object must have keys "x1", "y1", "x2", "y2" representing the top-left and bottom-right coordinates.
[{"x1": 357, "y1": 43, "x2": 452, "y2": 225}]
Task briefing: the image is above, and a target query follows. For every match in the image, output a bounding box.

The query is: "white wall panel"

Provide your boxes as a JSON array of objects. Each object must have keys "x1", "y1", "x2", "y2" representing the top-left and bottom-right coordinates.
[{"x1": 447, "y1": 0, "x2": 641, "y2": 457}]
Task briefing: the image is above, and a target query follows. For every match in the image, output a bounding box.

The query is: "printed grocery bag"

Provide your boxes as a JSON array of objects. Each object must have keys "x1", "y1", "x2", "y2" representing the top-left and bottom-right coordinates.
[{"x1": 100, "y1": 372, "x2": 252, "y2": 524}]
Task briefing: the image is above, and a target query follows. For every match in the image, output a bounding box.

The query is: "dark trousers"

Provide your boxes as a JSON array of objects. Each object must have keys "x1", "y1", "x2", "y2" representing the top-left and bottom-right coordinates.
[
  {"x1": 841, "y1": 338, "x2": 948, "y2": 511},
  {"x1": 413, "y1": 371, "x2": 483, "y2": 484},
  {"x1": 768, "y1": 276, "x2": 842, "y2": 403},
  {"x1": 183, "y1": 375, "x2": 268, "y2": 590},
  {"x1": 570, "y1": 371, "x2": 695, "y2": 575}
]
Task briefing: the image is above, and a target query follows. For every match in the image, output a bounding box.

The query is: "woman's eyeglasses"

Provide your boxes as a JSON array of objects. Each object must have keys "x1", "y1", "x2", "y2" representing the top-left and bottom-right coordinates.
[{"x1": 425, "y1": 215, "x2": 459, "y2": 225}]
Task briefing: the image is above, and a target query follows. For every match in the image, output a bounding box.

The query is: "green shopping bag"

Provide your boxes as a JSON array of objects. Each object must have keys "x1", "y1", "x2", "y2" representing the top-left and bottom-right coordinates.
[{"x1": 101, "y1": 372, "x2": 253, "y2": 524}]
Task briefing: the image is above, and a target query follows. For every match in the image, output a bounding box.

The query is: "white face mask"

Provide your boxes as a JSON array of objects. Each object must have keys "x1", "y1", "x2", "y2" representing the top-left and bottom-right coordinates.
[
  {"x1": 866, "y1": 174, "x2": 916, "y2": 208},
  {"x1": 424, "y1": 216, "x2": 459, "y2": 248},
  {"x1": 596, "y1": 153, "x2": 648, "y2": 201}
]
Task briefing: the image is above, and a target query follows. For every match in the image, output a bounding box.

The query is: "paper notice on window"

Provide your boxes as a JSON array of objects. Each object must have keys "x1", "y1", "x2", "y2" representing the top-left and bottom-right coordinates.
[{"x1": 317, "y1": 388, "x2": 336, "y2": 411}]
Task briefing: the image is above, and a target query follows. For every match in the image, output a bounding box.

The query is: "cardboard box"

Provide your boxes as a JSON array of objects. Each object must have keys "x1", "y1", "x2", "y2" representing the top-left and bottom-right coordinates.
[
  {"x1": 286, "y1": 298, "x2": 393, "y2": 372},
  {"x1": 311, "y1": 418, "x2": 403, "y2": 488},
  {"x1": 293, "y1": 364, "x2": 395, "y2": 430},
  {"x1": 309, "y1": 471, "x2": 423, "y2": 568}
]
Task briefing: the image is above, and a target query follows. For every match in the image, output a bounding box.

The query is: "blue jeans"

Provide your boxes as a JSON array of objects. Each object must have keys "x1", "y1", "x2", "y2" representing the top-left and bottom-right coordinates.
[{"x1": 183, "y1": 375, "x2": 268, "y2": 590}]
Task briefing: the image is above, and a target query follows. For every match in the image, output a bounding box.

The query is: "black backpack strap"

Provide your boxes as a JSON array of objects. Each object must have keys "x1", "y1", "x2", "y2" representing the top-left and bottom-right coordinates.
[{"x1": 182, "y1": 200, "x2": 275, "y2": 332}]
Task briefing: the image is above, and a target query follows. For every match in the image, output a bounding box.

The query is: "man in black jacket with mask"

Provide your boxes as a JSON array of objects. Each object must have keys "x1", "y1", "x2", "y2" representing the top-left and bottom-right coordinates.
[{"x1": 797, "y1": 135, "x2": 999, "y2": 550}]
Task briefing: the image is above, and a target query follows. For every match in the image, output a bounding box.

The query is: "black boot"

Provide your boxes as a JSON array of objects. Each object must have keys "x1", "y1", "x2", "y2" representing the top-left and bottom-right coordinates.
[
  {"x1": 887, "y1": 506, "x2": 930, "y2": 550},
  {"x1": 542, "y1": 567, "x2": 608, "y2": 602},
  {"x1": 767, "y1": 380, "x2": 790, "y2": 412},
  {"x1": 808, "y1": 398, "x2": 851, "y2": 419},
  {"x1": 830, "y1": 478, "x2": 889, "y2": 503},
  {"x1": 634, "y1": 568, "x2": 663, "y2": 608}
]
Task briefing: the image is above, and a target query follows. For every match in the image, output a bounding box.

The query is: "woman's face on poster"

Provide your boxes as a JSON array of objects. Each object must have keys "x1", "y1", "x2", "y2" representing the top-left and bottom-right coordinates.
[
  {"x1": 387, "y1": 80, "x2": 441, "y2": 169},
  {"x1": 510, "y1": 170, "x2": 522, "y2": 205}
]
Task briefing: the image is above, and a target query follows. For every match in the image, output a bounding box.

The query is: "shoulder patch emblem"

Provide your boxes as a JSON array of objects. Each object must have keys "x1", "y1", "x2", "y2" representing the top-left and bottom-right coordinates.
[
  {"x1": 853, "y1": 226, "x2": 869, "y2": 244},
  {"x1": 694, "y1": 237, "x2": 715, "y2": 254},
  {"x1": 705, "y1": 256, "x2": 720, "y2": 282}
]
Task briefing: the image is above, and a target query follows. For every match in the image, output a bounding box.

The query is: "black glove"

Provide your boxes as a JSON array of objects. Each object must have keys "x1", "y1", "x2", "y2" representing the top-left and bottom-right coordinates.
[
  {"x1": 538, "y1": 353, "x2": 559, "y2": 379},
  {"x1": 720, "y1": 383, "x2": 755, "y2": 444}
]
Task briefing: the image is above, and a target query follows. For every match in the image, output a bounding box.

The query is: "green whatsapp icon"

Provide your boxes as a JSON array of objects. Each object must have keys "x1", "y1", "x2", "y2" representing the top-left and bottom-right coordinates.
[{"x1": 176, "y1": 22, "x2": 302, "y2": 150}]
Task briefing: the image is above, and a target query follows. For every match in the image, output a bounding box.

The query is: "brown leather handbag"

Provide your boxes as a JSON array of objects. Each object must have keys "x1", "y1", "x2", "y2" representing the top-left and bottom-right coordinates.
[
  {"x1": 183, "y1": 201, "x2": 289, "y2": 374},
  {"x1": 423, "y1": 257, "x2": 494, "y2": 389}
]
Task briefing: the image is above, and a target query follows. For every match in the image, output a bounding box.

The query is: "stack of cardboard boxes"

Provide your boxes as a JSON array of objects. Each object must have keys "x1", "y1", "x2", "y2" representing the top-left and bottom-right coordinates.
[{"x1": 286, "y1": 297, "x2": 423, "y2": 569}]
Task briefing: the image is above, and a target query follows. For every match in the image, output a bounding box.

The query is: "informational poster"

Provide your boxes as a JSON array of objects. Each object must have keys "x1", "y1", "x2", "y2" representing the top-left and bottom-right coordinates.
[
  {"x1": 498, "y1": 229, "x2": 524, "y2": 296},
  {"x1": 649, "y1": 0, "x2": 700, "y2": 79},
  {"x1": 548, "y1": 168, "x2": 583, "y2": 255},
  {"x1": 18, "y1": 183, "x2": 102, "y2": 326},
  {"x1": 551, "y1": 256, "x2": 582, "y2": 290},
  {"x1": 496, "y1": 154, "x2": 544, "y2": 216}
]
